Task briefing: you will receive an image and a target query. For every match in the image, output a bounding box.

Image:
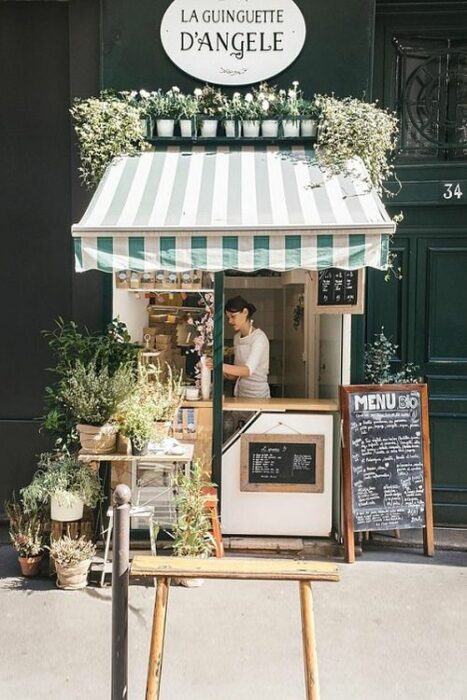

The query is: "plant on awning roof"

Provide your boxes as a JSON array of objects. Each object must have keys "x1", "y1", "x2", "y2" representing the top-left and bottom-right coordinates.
[
  {"x1": 314, "y1": 95, "x2": 399, "y2": 196},
  {"x1": 70, "y1": 92, "x2": 148, "y2": 188}
]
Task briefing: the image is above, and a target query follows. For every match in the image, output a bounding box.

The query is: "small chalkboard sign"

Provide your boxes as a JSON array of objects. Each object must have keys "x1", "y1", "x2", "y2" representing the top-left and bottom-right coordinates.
[
  {"x1": 339, "y1": 384, "x2": 434, "y2": 562},
  {"x1": 314, "y1": 268, "x2": 365, "y2": 314},
  {"x1": 240, "y1": 434, "x2": 324, "y2": 493}
]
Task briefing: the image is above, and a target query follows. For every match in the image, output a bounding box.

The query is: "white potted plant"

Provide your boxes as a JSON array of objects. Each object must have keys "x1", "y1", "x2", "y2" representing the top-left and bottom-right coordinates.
[
  {"x1": 254, "y1": 82, "x2": 280, "y2": 137},
  {"x1": 21, "y1": 453, "x2": 103, "y2": 522},
  {"x1": 49, "y1": 535, "x2": 96, "y2": 589},
  {"x1": 178, "y1": 93, "x2": 198, "y2": 137},
  {"x1": 240, "y1": 92, "x2": 261, "y2": 138},
  {"x1": 195, "y1": 85, "x2": 224, "y2": 137},
  {"x1": 221, "y1": 92, "x2": 242, "y2": 137},
  {"x1": 173, "y1": 460, "x2": 216, "y2": 587},
  {"x1": 148, "y1": 87, "x2": 182, "y2": 137},
  {"x1": 62, "y1": 360, "x2": 133, "y2": 454},
  {"x1": 299, "y1": 97, "x2": 320, "y2": 137},
  {"x1": 279, "y1": 81, "x2": 302, "y2": 137}
]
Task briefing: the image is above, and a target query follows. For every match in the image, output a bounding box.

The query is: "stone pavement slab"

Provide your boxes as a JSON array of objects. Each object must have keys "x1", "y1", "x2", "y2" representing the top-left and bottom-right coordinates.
[{"x1": 0, "y1": 546, "x2": 466, "y2": 700}]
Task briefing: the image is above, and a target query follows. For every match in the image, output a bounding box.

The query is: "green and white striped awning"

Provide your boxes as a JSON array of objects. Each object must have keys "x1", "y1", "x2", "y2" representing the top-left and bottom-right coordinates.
[{"x1": 72, "y1": 145, "x2": 395, "y2": 273}]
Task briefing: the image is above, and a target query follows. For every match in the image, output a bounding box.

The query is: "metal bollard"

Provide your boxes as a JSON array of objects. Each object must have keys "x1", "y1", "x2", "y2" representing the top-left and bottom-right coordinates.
[{"x1": 112, "y1": 484, "x2": 131, "y2": 700}]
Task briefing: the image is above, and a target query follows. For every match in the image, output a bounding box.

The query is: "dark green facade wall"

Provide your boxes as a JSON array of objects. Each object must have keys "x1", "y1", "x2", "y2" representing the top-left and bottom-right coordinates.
[{"x1": 102, "y1": 0, "x2": 375, "y2": 97}]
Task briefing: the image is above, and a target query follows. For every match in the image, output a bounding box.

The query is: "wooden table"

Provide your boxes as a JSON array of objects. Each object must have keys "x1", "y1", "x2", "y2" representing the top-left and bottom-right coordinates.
[{"x1": 131, "y1": 556, "x2": 340, "y2": 700}]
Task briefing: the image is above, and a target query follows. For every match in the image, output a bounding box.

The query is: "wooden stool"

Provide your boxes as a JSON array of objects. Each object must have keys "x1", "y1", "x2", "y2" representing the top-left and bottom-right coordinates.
[{"x1": 131, "y1": 556, "x2": 340, "y2": 700}]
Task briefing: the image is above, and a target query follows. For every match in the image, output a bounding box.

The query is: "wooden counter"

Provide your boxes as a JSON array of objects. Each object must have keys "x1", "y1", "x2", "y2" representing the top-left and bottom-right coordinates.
[{"x1": 223, "y1": 397, "x2": 339, "y2": 412}]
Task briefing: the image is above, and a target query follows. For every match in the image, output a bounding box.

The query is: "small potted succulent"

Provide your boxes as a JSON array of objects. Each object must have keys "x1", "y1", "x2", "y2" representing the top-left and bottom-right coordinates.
[
  {"x1": 49, "y1": 535, "x2": 97, "y2": 589},
  {"x1": 5, "y1": 495, "x2": 45, "y2": 576},
  {"x1": 195, "y1": 85, "x2": 224, "y2": 137},
  {"x1": 173, "y1": 460, "x2": 216, "y2": 587},
  {"x1": 178, "y1": 93, "x2": 198, "y2": 137},
  {"x1": 21, "y1": 453, "x2": 103, "y2": 522},
  {"x1": 61, "y1": 360, "x2": 133, "y2": 454}
]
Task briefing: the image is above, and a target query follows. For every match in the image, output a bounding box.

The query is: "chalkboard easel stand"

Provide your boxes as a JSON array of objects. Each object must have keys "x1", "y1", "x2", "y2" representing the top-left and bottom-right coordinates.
[{"x1": 340, "y1": 384, "x2": 435, "y2": 564}]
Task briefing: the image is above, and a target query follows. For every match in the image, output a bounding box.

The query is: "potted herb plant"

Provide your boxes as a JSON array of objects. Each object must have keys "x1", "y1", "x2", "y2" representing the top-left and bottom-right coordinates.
[
  {"x1": 195, "y1": 85, "x2": 224, "y2": 137},
  {"x1": 49, "y1": 535, "x2": 96, "y2": 589},
  {"x1": 364, "y1": 329, "x2": 419, "y2": 384},
  {"x1": 173, "y1": 460, "x2": 216, "y2": 587},
  {"x1": 61, "y1": 360, "x2": 133, "y2": 454},
  {"x1": 21, "y1": 453, "x2": 103, "y2": 522},
  {"x1": 152, "y1": 87, "x2": 183, "y2": 137},
  {"x1": 119, "y1": 387, "x2": 156, "y2": 456},
  {"x1": 5, "y1": 495, "x2": 45, "y2": 576}
]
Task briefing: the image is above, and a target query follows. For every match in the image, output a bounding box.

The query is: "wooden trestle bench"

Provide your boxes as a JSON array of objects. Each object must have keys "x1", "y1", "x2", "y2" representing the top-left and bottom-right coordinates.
[{"x1": 131, "y1": 555, "x2": 340, "y2": 700}]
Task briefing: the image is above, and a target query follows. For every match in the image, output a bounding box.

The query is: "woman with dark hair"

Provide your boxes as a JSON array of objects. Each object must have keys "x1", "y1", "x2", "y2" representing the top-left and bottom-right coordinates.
[{"x1": 218, "y1": 295, "x2": 270, "y2": 398}]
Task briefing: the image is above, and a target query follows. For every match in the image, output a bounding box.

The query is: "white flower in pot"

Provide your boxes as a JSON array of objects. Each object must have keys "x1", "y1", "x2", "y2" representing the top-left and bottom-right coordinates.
[
  {"x1": 49, "y1": 535, "x2": 96, "y2": 590},
  {"x1": 195, "y1": 85, "x2": 224, "y2": 137},
  {"x1": 177, "y1": 93, "x2": 198, "y2": 138},
  {"x1": 240, "y1": 92, "x2": 261, "y2": 138},
  {"x1": 6, "y1": 496, "x2": 45, "y2": 577},
  {"x1": 21, "y1": 453, "x2": 103, "y2": 523},
  {"x1": 62, "y1": 360, "x2": 133, "y2": 454}
]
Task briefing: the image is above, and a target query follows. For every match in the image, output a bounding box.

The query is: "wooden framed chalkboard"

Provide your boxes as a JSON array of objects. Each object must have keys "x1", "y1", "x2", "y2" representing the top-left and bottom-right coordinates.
[
  {"x1": 313, "y1": 268, "x2": 365, "y2": 314},
  {"x1": 240, "y1": 434, "x2": 324, "y2": 493},
  {"x1": 339, "y1": 384, "x2": 434, "y2": 563}
]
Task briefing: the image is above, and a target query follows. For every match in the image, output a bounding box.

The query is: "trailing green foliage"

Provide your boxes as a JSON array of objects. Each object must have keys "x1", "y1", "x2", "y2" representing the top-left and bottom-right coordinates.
[
  {"x1": 21, "y1": 453, "x2": 103, "y2": 513},
  {"x1": 364, "y1": 329, "x2": 419, "y2": 384},
  {"x1": 172, "y1": 461, "x2": 216, "y2": 558},
  {"x1": 70, "y1": 92, "x2": 148, "y2": 188}
]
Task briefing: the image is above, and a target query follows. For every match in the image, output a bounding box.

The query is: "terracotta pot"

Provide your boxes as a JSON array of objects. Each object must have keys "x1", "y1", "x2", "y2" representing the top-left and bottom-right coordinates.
[
  {"x1": 77, "y1": 423, "x2": 117, "y2": 454},
  {"x1": 55, "y1": 559, "x2": 91, "y2": 590},
  {"x1": 18, "y1": 555, "x2": 42, "y2": 577}
]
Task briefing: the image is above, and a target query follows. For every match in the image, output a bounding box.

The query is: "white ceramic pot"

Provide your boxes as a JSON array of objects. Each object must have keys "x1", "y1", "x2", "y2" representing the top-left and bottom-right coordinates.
[
  {"x1": 261, "y1": 120, "x2": 279, "y2": 137},
  {"x1": 50, "y1": 493, "x2": 84, "y2": 522},
  {"x1": 301, "y1": 119, "x2": 318, "y2": 137},
  {"x1": 55, "y1": 559, "x2": 91, "y2": 590},
  {"x1": 139, "y1": 117, "x2": 151, "y2": 139},
  {"x1": 77, "y1": 423, "x2": 117, "y2": 454},
  {"x1": 224, "y1": 120, "x2": 237, "y2": 138},
  {"x1": 200, "y1": 355, "x2": 211, "y2": 400},
  {"x1": 200, "y1": 119, "x2": 218, "y2": 137},
  {"x1": 185, "y1": 386, "x2": 200, "y2": 401},
  {"x1": 179, "y1": 119, "x2": 193, "y2": 137},
  {"x1": 282, "y1": 119, "x2": 301, "y2": 137},
  {"x1": 156, "y1": 119, "x2": 175, "y2": 137},
  {"x1": 242, "y1": 120, "x2": 260, "y2": 138}
]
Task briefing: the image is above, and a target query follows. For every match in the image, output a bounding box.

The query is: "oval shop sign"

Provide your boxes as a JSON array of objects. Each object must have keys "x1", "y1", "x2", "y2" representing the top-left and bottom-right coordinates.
[{"x1": 160, "y1": 0, "x2": 307, "y2": 86}]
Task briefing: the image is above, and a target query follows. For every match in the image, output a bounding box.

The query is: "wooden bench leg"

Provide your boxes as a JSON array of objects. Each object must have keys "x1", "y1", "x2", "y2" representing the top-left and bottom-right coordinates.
[
  {"x1": 299, "y1": 581, "x2": 320, "y2": 700},
  {"x1": 146, "y1": 577, "x2": 170, "y2": 700}
]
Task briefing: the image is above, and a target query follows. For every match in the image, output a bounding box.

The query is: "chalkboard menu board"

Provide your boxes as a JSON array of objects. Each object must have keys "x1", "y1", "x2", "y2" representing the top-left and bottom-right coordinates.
[
  {"x1": 240, "y1": 434, "x2": 324, "y2": 493},
  {"x1": 318, "y1": 269, "x2": 358, "y2": 306},
  {"x1": 340, "y1": 384, "x2": 434, "y2": 562}
]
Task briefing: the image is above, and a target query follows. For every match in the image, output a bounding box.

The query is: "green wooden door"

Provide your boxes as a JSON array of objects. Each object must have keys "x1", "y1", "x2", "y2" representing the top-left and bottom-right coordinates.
[{"x1": 366, "y1": 1, "x2": 467, "y2": 525}]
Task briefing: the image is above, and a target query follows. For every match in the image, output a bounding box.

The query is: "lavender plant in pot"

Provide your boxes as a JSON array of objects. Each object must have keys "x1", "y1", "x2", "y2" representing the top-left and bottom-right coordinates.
[{"x1": 5, "y1": 495, "x2": 45, "y2": 576}]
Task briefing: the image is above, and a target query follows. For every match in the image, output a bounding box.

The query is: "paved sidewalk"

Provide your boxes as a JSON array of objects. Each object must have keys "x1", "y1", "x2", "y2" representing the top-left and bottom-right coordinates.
[{"x1": 0, "y1": 545, "x2": 466, "y2": 700}]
